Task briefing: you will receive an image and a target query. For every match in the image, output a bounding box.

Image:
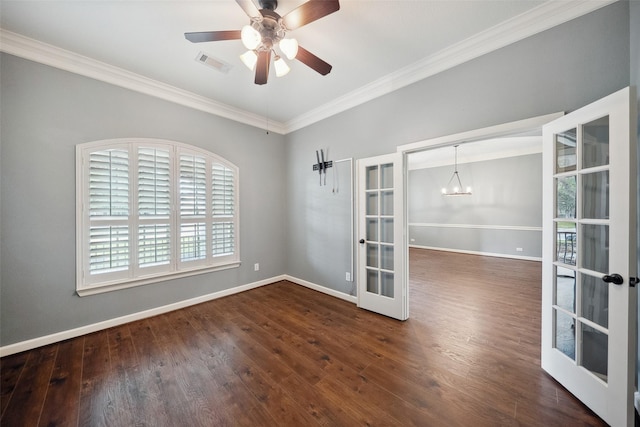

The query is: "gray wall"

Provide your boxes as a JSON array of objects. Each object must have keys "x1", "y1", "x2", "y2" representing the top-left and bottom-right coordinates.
[
  {"x1": 0, "y1": 54, "x2": 287, "y2": 346},
  {"x1": 408, "y1": 154, "x2": 542, "y2": 259},
  {"x1": 285, "y1": 1, "x2": 630, "y2": 293}
]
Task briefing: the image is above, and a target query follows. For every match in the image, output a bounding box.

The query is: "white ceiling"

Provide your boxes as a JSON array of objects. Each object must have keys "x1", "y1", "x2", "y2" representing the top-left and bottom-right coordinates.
[{"x1": 0, "y1": 0, "x2": 613, "y2": 133}]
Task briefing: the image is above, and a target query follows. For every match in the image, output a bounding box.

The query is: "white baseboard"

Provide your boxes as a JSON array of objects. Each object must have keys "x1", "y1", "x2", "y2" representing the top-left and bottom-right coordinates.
[
  {"x1": 409, "y1": 244, "x2": 542, "y2": 262},
  {"x1": 0, "y1": 275, "x2": 285, "y2": 357},
  {"x1": 285, "y1": 275, "x2": 357, "y2": 304}
]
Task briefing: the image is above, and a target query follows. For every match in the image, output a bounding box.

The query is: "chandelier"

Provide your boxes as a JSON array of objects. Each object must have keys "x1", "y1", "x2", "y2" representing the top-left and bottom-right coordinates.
[{"x1": 441, "y1": 145, "x2": 472, "y2": 196}]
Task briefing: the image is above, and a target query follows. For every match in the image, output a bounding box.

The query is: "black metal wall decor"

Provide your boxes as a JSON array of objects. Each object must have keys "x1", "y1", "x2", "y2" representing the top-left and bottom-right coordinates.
[{"x1": 312, "y1": 149, "x2": 332, "y2": 186}]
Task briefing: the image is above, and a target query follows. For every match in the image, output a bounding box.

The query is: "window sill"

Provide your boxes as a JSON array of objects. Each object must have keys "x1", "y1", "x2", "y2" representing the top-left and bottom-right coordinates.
[{"x1": 76, "y1": 261, "x2": 241, "y2": 297}]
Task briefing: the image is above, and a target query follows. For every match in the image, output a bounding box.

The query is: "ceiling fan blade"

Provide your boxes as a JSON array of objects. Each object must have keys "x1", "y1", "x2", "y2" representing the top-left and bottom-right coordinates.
[
  {"x1": 296, "y1": 46, "x2": 332, "y2": 75},
  {"x1": 235, "y1": 0, "x2": 260, "y2": 17},
  {"x1": 255, "y1": 50, "x2": 271, "y2": 85},
  {"x1": 184, "y1": 30, "x2": 241, "y2": 43},
  {"x1": 282, "y1": 0, "x2": 340, "y2": 31}
]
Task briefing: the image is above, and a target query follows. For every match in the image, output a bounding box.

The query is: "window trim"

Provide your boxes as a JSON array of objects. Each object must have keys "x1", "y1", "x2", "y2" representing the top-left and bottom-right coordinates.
[{"x1": 76, "y1": 138, "x2": 240, "y2": 296}]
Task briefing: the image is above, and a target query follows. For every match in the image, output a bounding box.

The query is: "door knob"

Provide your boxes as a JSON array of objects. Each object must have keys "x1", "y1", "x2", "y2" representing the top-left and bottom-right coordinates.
[{"x1": 602, "y1": 274, "x2": 624, "y2": 285}]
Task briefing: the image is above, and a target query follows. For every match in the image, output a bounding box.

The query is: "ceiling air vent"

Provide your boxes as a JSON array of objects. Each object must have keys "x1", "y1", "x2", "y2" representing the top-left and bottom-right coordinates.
[{"x1": 195, "y1": 51, "x2": 232, "y2": 74}]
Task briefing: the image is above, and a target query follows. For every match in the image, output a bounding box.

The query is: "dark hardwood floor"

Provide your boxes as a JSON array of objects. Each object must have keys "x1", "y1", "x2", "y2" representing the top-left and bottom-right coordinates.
[{"x1": 1, "y1": 249, "x2": 607, "y2": 426}]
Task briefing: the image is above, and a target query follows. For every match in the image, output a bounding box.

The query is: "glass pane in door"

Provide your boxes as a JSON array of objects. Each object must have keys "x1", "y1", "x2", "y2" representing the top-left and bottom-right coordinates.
[
  {"x1": 366, "y1": 243, "x2": 378, "y2": 268},
  {"x1": 556, "y1": 222, "x2": 577, "y2": 266},
  {"x1": 555, "y1": 265, "x2": 575, "y2": 313},
  {"x1": 367, "y1": 269, "x2": 378, "y2": 294},
  {"x1": 582, "y1": 116, "x2": 609, "y2": 168},
  {"x1": 380, "y1": 163, "x2": 393, "y2": 188},
  {"x1": 556, "y1": 176, "x2": 576, "y2": 219},
  {"x1": 582, "y1": 171, "x2": 609, "y2": 219},
  {"x1": 554, "y1": 308, "x2": 576, "y2": 360},
  {"x1": 555, "y1": 128, "x2": 577, "y2": 173},
  {"x1": 581, "y1": 224, "x2": 609, "y2": 273},
  {"x1": 581, "y1": 273, "x2": 609, "y2": 328},
  {"x1": 366, "y1": 166, "x2": 378, "y2": 190},
  {"x1": 581, "y1": 324, "x2": 608, "y2": 381},
  {"x1": 380, "y1": 272, "x2": 394, "y2": 298}
]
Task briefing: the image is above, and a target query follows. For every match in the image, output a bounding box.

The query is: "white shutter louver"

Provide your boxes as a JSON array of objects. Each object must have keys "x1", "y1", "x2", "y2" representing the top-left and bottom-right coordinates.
[
  {"x1": 88, "y1": 149, "x2": 130, "y2": 274},
  {"x1": 212, "y1": 163, "x2": 235, "y2": 217},
  {"x1": 211, "y1": 163, "x2": 235, "y2": 257},
  {"x1": 138, "y1": 148, "x2": 171, "y2": 268},
  {"x1": 180, "y1": 154, "x2": 207, "y2": 217},
  {"x1": 180, "y1": 223, "x2": 207, "y2": 261},
  {"x1": 89, "y1": 150, "x2": 129, "y2": 217}
]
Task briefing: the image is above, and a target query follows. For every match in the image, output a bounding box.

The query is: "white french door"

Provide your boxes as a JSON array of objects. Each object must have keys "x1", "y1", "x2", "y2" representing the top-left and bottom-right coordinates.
[
  {"x1": 541, "y1": 87, "x2": 637, "y2": 426},
  {"x1": 356, "y1": 152, "x2": 408, "y2": 320}
]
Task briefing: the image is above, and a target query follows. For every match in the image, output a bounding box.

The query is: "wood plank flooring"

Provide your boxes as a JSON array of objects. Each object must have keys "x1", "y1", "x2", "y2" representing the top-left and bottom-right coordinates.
[{"x1": 1, "y1": 249, "x2": 607, "y2": 426}]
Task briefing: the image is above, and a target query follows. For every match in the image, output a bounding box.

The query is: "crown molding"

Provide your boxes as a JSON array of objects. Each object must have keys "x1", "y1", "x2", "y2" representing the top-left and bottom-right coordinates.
[
  {"x1": 284, "y1": 0, "x2": 616, "y2": 133},
  {"x1": 0, "y1": 1, "x2": 616, "y2": 135},
  {"x1": 0, "y1": 29, "x2": 287, "y2": 135}
]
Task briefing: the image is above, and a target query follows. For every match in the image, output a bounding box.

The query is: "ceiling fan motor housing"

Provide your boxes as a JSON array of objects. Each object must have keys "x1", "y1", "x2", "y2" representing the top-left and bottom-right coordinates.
[
  {"x1": 259, "y1": 0, "x2": 278, "y2": 10},
  {"x1": 251, "y1": 9, "x2": 286, "y2": 51}
]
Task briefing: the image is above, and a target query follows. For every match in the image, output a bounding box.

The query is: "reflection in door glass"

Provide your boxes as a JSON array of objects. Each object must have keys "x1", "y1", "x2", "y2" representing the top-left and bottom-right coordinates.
[
  {"x1": 582, "y1": 116, "x2": 609, "y2": 169},
  {"x1": 380, "y1": 163, "x2": 393, "y2": 188},
  {"x1": 581, "y1": 273, "x2": 609, "y2": 328},
  {"x1": 366, "y1": 269, "x2": 378, "y2": 294},
  {"x1": 366, "y1": 192, "x2": 378, "y2": 215},
  {"x1": 381, "y1": 191, "x2": 393, "y2": 216},
  {"x1": 380, "y1": 245, "x2": 394, "y2": 270},
  {"x1": 581, "y1": 324, "x2": 608, "y2": 382},
  {"x1": 555, "y1": 128, "x2": 577, "y2": 173},
  {"x1": 556, "y1": 222, "x2": 577, "y2": 266},
  {"x1": 581, "y1": 224, "x2": 609, "y2": 273},
  {"x1": 554, "y1": 308, "x2": 575, "y2": 360},
  {"x1": 555, "y1": 265, "x2": 575, "y2": 313},
  {"x1": 366, "y1": 243, "x2": 378, "y2": 268},
  {"x1": 366, "y1": 166, "x2": 378, "y2": 190},
  {"x1": 366, "y1": 218, "x2": 378, "y2": 241},
  {"x1": 582, "y1": 171, "x2": 609, "y2": 220},
  {"x1": 556, "y1": 176, "x2": 576, "y2": 219},
  {"x1": 381, "y1": 272, "x2": 394, "y2": 298},
  {"x1": 381, "y1": 218, "x2": 394, "y2": 243}
]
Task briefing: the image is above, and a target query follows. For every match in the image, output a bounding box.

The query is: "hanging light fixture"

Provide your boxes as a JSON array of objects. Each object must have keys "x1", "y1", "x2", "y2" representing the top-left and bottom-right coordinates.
[
  {"x1": 273, "y1": 55, "x2": 290, "y2": 77},
  {"x1": 441, "y1": 145, "x2": 472, "y2": 196},
  {"x1": 237, "y1": 9, "x2": 297, "y2": 81},
  {"x1": 239, "y1": 50, "x2": 258, "y2": 70}
]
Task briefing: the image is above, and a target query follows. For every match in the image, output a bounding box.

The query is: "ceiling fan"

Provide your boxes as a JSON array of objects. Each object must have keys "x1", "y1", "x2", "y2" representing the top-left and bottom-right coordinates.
[{"x1": 185, "y1": 0, "x2": 340, "y2": 85}]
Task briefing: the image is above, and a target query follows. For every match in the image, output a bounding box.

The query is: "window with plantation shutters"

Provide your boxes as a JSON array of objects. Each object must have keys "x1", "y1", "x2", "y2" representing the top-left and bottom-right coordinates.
[{"x1": 77, "y1": 139, "x2": 240, "y2": 296}]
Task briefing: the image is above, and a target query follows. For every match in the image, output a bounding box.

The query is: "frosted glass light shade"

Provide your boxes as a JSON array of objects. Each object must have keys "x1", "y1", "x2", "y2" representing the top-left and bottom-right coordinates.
[
  {"x1": 279, "y1": 38, "x2": 298, "y2": 60},
  {"x1": 240, "y1": 50, "x2": 258, "y2": 70},
  {"x1": 274, "y1": 56, "x2": 290, "y2": 77},
  {"x1": 241, "y1": 25, "x2": 261, "y2": 50}
]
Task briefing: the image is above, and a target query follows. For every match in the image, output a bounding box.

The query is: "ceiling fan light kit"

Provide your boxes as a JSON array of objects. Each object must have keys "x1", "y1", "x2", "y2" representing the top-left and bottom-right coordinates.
[{"x1": 185, "y1": 0, "x2": 339, "y2": 85}]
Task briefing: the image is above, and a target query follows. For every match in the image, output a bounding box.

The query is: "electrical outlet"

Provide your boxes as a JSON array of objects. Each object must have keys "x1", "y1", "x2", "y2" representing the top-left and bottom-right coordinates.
[
  {"x1": 346, "y1": 272, "x2": 351, "y2": 282},
  {"x1": 254, "y1": 263, "x2": 259, "y2": 271},
  {"x1": 516, "y1": 247, "x2": 524, "y2": 252}
]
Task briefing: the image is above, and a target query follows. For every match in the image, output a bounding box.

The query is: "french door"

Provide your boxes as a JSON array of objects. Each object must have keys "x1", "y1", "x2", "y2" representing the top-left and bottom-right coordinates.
[
  {"x1": 541, "y1": 87, "x2": 637, "y2": 426},
  {"x1": 356, "y1": 152, "x2": 408, "y2": 320}
]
